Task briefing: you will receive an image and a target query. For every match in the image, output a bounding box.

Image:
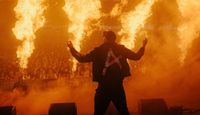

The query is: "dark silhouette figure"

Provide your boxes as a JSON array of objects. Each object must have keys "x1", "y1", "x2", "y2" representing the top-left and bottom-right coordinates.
[{"x1": 67, "y1": 31, "x2": 147, "y2": 115}]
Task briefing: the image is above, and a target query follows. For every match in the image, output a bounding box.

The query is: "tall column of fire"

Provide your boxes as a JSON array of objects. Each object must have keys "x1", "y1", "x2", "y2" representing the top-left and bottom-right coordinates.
[
  {"x1": 177, "y1": 0, "x2": 200, "y2": 64},
  {"x1": 63, "y1": 0, "x2": 101, "y2": 72},
  {"x1": 119, "y1": 0, "x2": 156, "y2": 49},
  {"x1": 12, "y1": 0, "x2": 46, "y2": 69}
]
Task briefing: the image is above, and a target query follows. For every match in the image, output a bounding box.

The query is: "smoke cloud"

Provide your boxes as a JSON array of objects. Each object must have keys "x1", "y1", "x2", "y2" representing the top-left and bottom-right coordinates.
[{"x1": 0, "y1": 0, "x2": 200, "y2": 115}]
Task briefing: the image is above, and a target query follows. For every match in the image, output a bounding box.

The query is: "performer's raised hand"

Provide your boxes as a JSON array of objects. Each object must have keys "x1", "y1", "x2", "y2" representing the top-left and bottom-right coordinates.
[
  {"x1": 67, "y1": 41, "x2": 73, "y2": 49},
  {"x1": 142, "y1": 38, "x2": 148, "y2": 48}
]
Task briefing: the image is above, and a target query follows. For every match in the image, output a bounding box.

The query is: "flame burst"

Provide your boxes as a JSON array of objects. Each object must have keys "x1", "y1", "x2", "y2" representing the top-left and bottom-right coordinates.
[
  {"x1": 177, "y1": 0, "x2": 200, "y2": 64},
  {"x1": 110, "y1": 0, "x2": 128, "y2": 17},
  {"x1": 12, "y1": 0, "x2": 46, "y2": 69},
  {"x1": 119, "y1": 0, "x2": 156, "y2": 49},
  {"x1": 63, "y1": 0, "x2": 101, "y2": 71}
]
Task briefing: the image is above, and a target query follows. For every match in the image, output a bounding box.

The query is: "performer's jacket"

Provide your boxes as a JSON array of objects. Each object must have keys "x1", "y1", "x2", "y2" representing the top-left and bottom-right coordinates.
[{"x1": 70, "y1": 42, "x2": 145, "y2": 82}]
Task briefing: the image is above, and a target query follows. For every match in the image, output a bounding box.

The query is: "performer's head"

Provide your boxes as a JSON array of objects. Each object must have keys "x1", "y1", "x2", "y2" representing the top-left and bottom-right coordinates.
[{"x1": 103, "y1": 31, "x2": 116, "y2": 42}]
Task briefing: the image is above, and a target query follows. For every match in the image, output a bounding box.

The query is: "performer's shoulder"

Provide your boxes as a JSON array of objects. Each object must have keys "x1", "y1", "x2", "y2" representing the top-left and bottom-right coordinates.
[
  {"x1": 94, "y1": 44, "x2": 105, "y2": 50},
  {"x1": 115, "y1": 43, "x2": 126, "y2": 49}
]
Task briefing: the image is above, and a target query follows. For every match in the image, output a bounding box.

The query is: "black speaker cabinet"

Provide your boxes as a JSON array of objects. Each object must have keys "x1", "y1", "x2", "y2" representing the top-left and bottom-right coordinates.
[
  {"x1": 168, "y1": 106, "x2": 183, "y2": 115},
  {"x1": 48, "y1": 103, "x2": 77, "y2": 115},
  {"x1": 0, "y1": 106, "x2": 16, "y2": 115},
  {"x1": 139, "y1": 98, "x2": 168, "y2": 115}
]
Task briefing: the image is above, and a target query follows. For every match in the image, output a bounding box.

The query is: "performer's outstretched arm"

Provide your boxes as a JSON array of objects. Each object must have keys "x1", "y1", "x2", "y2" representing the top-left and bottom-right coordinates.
[
  {"x1": 121, "y1": 39, "x2": 148, "y2": 60},
  {"x1": 67, "y1": 41, "x2": 94, "y2": 63}
]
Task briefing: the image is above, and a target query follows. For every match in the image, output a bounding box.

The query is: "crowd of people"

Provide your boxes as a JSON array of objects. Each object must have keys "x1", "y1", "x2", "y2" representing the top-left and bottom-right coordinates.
[
  {"x1": 0, "y1": 51, "x2": 92, "y2": 91},
  {"x1": 0, "y1": 56, "x2": 19, "y2": 80}
]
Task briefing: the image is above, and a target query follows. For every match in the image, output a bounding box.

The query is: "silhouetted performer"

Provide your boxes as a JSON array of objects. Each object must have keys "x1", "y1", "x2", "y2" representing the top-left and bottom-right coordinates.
[{"x1": 67, "y1": 31, "x2": 147, "y2": 115}]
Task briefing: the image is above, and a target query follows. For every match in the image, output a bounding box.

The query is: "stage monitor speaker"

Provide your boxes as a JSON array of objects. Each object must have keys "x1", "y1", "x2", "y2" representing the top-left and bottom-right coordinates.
[
  {"x1": 138, "y1": 98, "x2": 168, "y2": 115},
  {"x1": 48, "y1": 103, "x2": 77, "y2": 115},
  {"x1": 0, "y1": 106, "x2": 16, "y2": 115},
  {"x1": 168, "y1": 106, "x2": 183, "y2": 115}
]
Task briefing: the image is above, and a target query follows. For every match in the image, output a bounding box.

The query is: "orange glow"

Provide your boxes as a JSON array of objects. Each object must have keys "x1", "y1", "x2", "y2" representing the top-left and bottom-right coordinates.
[
  {"x1": 63, "y1": 0, "x2": 101, "y2": 72},
  {"x1": 1, "y1": 1, "x2": 200, "y2": 115},
  {"x1": 177, "y1": 0, "x2": 200, "y2": 64},
  {"x1": 12, "y1": 0, "x2": 46, "y2": 69},
  {"x1": 119, "y1": 0, "x2": 156, "y2": 49},
  {"x1": 110, "y1": 0, "x2": 128, "y2": 17}
]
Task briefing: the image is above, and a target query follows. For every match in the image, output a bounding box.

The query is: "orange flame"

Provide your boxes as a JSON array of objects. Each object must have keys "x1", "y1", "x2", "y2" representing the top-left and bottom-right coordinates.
[
  {"x1": 110, "y1": 0, "x2": 128, "y2": 17},
  {"x1": 119, "y1": 0, "x2": 156, "y2": 49},
  {"x1": 177, "y1": 0, "x2": 200, "y2": 64},
  {"x1": 63, "y1": 0, "x2": 101, "y2": 72},
  {"x1": 12, "y1": 0, "x2": 46, "y2": 69}
]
